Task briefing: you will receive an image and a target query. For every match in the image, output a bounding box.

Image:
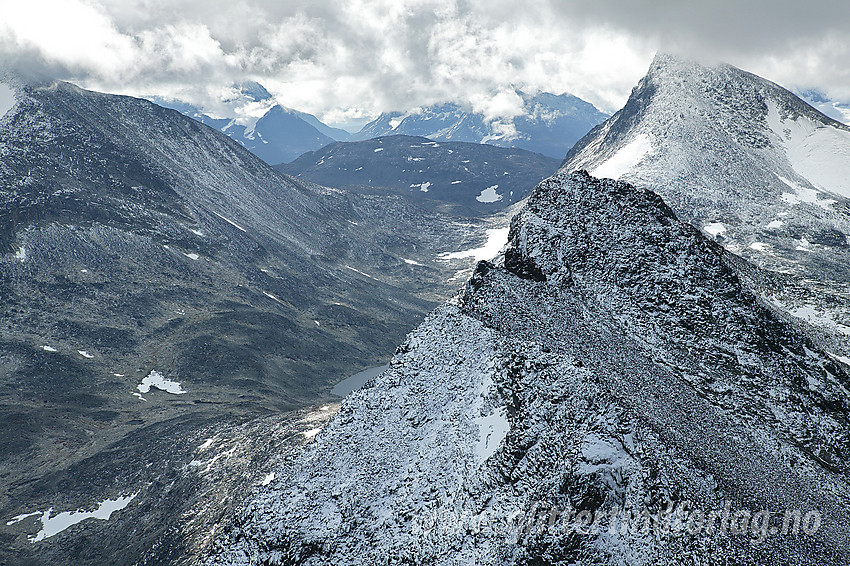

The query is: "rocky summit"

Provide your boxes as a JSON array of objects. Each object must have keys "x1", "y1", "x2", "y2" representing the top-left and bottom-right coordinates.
[{"x1": 205, "y1": 171, "x2": 850, "y2": 565}]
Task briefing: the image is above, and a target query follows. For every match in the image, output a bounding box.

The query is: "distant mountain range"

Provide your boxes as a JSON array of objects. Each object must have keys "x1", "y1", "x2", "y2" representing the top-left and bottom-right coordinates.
[
  {"x1": 351, "y1": 91, "x2": 609, "y2": 159},
  {"x1": 158, "y1": 85, "x2": 608, "y2": 164},
  {"x1": 278, "y1": 135, "x2": 560, "y2": 214},
  {"x1": 155, "y1": 82, "x2": 349, "y2": 165},
  {"x1": 798, "y1": 89, "x2": 850, "y2": 125}
]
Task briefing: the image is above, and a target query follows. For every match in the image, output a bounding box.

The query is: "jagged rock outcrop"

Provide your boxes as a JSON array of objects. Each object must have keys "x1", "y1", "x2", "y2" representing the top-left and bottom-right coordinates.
[{"x1": 563, "y1": 53, "x2": 850, "y2": 385}]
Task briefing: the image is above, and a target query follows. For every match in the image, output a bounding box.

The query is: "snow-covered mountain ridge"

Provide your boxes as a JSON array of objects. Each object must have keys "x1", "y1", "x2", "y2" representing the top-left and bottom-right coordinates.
[
  {"x1": 563, "y1": 54, "x2": 850, "y2": 368},
  {"x1": 206, "y1": 171, "x2": 850, "y2": 565}
]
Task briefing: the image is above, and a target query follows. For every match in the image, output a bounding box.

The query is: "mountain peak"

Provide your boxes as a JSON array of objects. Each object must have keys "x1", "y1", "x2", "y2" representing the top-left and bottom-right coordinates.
[
  {"x1": 233, "y1": 80, "x2": 273, "y2": 103},
  {"x1": 563, "y1": 58, "x2": 850, "y2": 284}
]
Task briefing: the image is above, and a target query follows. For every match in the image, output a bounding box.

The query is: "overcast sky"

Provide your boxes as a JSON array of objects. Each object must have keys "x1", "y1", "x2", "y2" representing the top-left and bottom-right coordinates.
[{"x1": 1, "y1": 0, "x2": 849, "y2": 128}]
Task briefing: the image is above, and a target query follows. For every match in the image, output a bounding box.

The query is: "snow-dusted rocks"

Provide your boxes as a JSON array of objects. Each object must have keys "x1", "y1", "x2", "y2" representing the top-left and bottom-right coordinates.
[{"x1": 206, "y1": 172, "x2": 850, "y2": 565}]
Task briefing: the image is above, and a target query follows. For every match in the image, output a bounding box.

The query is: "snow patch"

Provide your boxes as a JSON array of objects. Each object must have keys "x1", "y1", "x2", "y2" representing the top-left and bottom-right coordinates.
[
  {"x1": 703, "y1": 222, "x2": 726, "y2": 237},
  {"x1": 766, "y1": 220, "x2": 784, "y2": 229},
  {"x1": 777, "y1": 175, "x2": 835, "y2": 209},
  {"x1": 766, "y1": 99, "x2": 850, "y2": 198},
  {"x1": 410, "y1": 181, "x2": 431, "y2": 192},
  {"x1": 137, "y1": 370, "x2": 186, "y2": 395},
  {"x1": 473, "y1": 407, "x2": 509, "y2": 462},
  {"x1": 211, "y1": 211, "x2": 247, "y2": 232},
  {"x1": 183, "y1": 252, "x2": 199, "y2": 260},
  {"x1": 749, "y1": 242, "x2": 768, "y2": 251},
  {"x1": 6, "y1": 512, "x2": 41, "y2": 526},
  {"x1": 476, "y1": 185, "x2": 502, "y2": 203},
  {"x1": 0, "y1": 83, "x2": 15, "y2": 119},
  {"x1": 42, "y1": 345, "x2": 57, "y2": 352},
  {"x1": 25, "y1": 493, "x2": 138, "y2": 543},
  {"x1": 451, "y1": 180, "x2": 462, "y2": 184},
  {"x1": 403, "y1": 258, "x2": 424, "y2": 266},
  {"x1": 345, "y1": 265, "x2": 377, "y2": 280},
  {"x1": 579, "y1": 434, "x2": 633, "y2": 474},
  {"x1": 261, "y1": 472, "x2": 275, "y2": 486},
  {"x1": 303, "y1": 427, "x2": 322, "y2": 439},
  {"x1": 590, "y1": 133, "x2": 651, "y2": 180},
  {"x1": 263, "y1": 291, "x2": 283, "y2": 304},
  {"x1": 441, "y1": 228, "x2": 509, "y2": 262},
  {"x1": 14, "y1": 246, "x2": 26, "y2": 262},
  {"x1": 77, "y1": 350, "x2": 94, "y2": 359},
  {"x1": 373, "y1": 147, "x2": 384, "y2": 152},
  {"x1": 828, "y1": 352, "x2": 850, "y2": 367}
]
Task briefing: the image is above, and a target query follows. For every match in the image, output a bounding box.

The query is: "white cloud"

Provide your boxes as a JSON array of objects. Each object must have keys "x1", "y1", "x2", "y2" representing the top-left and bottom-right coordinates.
[
  {"x1": 0, "y1": 0, "x2": 847, "y2": 125},
  {"x1": 0, "y1": 0, "x2": 136, "y2": 76}
]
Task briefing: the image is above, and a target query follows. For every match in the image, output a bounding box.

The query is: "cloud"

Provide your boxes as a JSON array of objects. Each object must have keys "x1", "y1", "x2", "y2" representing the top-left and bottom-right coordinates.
[{"x1": 0, "y1": 0, "x2": 847, "y2": 125}]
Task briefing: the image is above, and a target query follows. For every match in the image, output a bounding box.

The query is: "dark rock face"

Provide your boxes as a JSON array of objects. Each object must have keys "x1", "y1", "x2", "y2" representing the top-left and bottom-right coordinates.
[
  {"x1": 0, "y1": 81, "x2": 492, "y2": 565},
  {"x1": 204, "y1": 172, "x2": 850, "y2": 565},
  {"x1": 503, "y1": 247, "x2": 546, "y2": 282},
  {"x1": 277, "y1": 135, "x2": 560, "y2": 214}
]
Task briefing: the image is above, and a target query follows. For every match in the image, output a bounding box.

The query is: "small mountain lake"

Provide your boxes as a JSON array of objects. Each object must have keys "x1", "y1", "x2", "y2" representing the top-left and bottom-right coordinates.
[{"x1": 331, "y1": 364, "x2": 390, "y2": 397}]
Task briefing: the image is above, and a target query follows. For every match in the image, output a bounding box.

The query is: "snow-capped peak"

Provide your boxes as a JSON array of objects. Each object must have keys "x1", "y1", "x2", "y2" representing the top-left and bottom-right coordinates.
[
  {"x1": 563, "y1": 54, "x2": 850, "y2": 284},
  {"x1": 352, "y1": 91, "x2": 608, "y2": 159}
]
